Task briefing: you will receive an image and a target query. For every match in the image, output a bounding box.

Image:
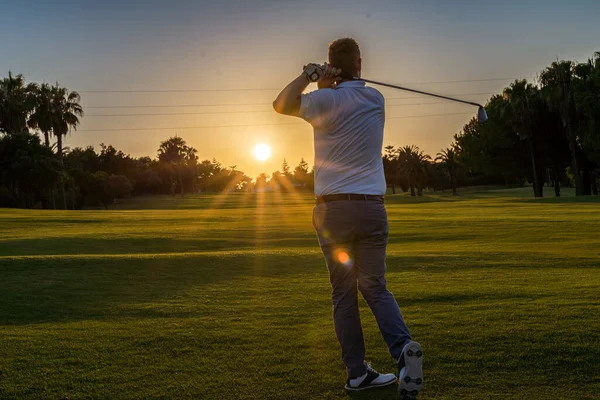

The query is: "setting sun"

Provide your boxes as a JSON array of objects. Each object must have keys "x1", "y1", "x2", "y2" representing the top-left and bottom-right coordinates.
[{"x1": 253, "y1": 144, "x2": 271, "y2": 161}]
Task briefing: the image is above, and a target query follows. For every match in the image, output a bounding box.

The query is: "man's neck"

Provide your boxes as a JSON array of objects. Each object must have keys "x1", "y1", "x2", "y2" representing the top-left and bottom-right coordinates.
[{"x1": 338, "y1": 73, "x2": 361, "y2": 83}]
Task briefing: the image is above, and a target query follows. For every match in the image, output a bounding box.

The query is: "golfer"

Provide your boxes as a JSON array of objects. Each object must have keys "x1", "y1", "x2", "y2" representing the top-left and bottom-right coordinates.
[{"x1": 273, "y1": 38, "x2": 423, "y2": 396}]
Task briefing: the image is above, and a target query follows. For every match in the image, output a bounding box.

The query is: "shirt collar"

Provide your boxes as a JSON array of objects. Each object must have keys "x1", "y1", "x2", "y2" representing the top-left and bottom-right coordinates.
[{"x1": 336, "y1": 80, "x2": 366, "y2": 88}]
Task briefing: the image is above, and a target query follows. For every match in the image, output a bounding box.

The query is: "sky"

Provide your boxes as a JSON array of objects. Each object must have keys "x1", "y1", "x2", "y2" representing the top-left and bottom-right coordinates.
[{"x1": 1, "y1": 0, "x2": 599, "y2": 177}]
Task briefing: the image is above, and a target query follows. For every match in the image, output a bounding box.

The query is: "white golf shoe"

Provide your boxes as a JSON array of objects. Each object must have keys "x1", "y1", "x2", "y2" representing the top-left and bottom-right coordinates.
[
  {"x1": 344, "y1": 363, "x2": 397, "y2": 391},
  {"x1": 398, "y1": 341, "x2": 424, "y2": 399}
]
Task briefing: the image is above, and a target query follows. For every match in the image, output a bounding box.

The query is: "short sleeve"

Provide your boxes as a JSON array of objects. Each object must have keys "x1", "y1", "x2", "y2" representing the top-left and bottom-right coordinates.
[{"x1": 298, "y1": 89, "x2": 335, "y2": 125}]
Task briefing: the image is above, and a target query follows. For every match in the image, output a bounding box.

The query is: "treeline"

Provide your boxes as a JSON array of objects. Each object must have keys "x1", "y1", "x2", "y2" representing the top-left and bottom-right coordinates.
[
  {"x1": 454, "y1": 52, "x2": 600, "y2": 197},
  {"x1": 2, "y1": 52, "x2": 600, "y2": 208},
  {"x1": 0, "y1": 131, "x2": 315, "y2": 209},
  {"x1": 384, "y1": 52, "x2": 600, "y2": 197},
  {"x1": 0, "y1": 72, "x2": 316, "y2": 209}
]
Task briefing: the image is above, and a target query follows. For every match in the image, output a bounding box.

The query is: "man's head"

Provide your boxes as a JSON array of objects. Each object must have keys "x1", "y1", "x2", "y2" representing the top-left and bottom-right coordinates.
[{"x1": 328, "y1": 38, "x2": 361, "y2": 79}]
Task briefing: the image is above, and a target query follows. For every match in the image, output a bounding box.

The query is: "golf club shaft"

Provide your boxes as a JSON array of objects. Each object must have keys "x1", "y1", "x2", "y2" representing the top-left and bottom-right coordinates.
[
  {"x1": 310, "y1": 65, "x2": 483, "y2": 108},
  {"x1": 360, "y1": 78, "x2": 483, "y2": 108}
]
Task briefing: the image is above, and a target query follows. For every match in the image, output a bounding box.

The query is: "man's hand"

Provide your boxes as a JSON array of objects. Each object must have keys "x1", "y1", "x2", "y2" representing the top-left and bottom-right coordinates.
[
  {"x1": 317, "y1": 64, "x2": 342, "y2": 89},
  {"x1": 272, "y1": 63, "x2": 342, "y2": 116}
]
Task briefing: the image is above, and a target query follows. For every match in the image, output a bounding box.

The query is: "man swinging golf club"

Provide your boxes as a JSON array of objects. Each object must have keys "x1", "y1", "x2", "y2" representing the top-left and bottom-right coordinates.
[{"x1": 273, "y1": 38, "x2": 423, "y2": 397}]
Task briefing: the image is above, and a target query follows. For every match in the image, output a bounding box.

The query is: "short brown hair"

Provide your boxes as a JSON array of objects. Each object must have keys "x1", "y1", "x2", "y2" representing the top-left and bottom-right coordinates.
[{"x1": 328, "y1": 38, "x2": 361, "y2": 77}]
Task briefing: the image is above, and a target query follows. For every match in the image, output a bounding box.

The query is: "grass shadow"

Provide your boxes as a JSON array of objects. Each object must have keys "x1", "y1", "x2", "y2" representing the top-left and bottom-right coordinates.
[
  {"x1": 0, "y1": 252, "x2": 314, "y2": 326},
  {"x1": 520, "y1": 195, "x2": 600, "y2": 204},
  {"x1": 0, "y1": 235, "x2": 317, "y2": 256}
]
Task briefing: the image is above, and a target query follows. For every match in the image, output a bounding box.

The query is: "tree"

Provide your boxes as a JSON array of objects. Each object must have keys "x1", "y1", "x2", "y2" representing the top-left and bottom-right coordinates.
[
  {"x1": 64, "y1": 146, "x2": 99, "y2": 172},
  {"x1": 539, "y1": 61, "x2": 583, "y2": 195},
  {"x1": 157, "y1": 136, "x2": 197, "y2": 196},
  {"x1": 108, "y1": 174, "x2": 132, "y2": 199},
  {"x1": 294, "y1": 158, "x2": 310, "y2": 187},
  {"x1": 573, "y1": 53, "x2": 600, "y2": 195},
  {"x1": 0, "y1": 132, "x2": 61, "y2": 208},
  {"x1": 383, "y1": 145, "x2": 398, "y2": 194},
  {"x1": 227, "y1": 168, "x2": 252, "y2": 192},
  {"x1": 28, "y1": 83, "x2": 53, "y2": 147},
  {"x1": 270, "y1": 159, "x2": 294, "y2": 192},
  {"x1": 87, "y1": 172, "x2": 131, "y2": 210},
  {"x1": 270, "y1": 171, "x2": 283, "y2": 191},
  {"x1": 397, "y1": 145, "x2": 431, "y2": 196},
  {"x1": 501, "y1": 80, "x2": 545, "y2": 197},
  {"x1": 197, "y1": 159, "x2": 221, "y2": 191},
  {"x1": 197, "y1": 161, "x2": 251, "y2": 192},
  {"x1": 98, "y1": 143, "x2": 135, "y2": 177},
  {"x1": 0, "y1": 72, "x2": 37, "y2": 135},
  {"x1": 89, "y1": 171, "x2": 112, "y2": 210},
  {"x1": 255, "y1": 173, "x2": 269, "y2": 190},
  {"x1": 50, "y1": 84, "x2": 83, "y2": 162},
  {"x1": 132, "y1": 157, "x2": 162, "y2": 195},
  {"x1": 48, "y1": 84, "x2": 83, "y2": 209},
  {"x1": 435, "y1": 147, "x2": 459, "y2": 195},
  {"x1": 282, "y1": 159, "x2": 291, "y2": 178},
  {"x1": 454, "y1": 95, "x2": 530, "y2": 187},
  {"x1": 183, "y1": 148, "x2": 199, "y2": 193}
]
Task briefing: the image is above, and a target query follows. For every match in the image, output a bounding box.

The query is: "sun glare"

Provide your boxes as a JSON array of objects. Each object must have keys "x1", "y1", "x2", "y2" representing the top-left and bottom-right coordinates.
[{"x1": 253, "y1": 144, "x2": 271, "y2": 161}]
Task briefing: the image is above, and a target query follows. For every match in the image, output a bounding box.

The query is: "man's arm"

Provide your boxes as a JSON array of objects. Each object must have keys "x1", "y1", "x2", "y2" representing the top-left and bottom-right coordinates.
[
  {"x1": 272, "y1": 73, "x2": 310, "y2": 116},
  {"x1": 272, "y1": 64, "x2": 341, "y2": 116}
]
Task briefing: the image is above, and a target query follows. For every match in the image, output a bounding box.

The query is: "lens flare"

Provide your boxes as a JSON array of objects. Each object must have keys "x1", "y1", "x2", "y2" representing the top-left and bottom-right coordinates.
[
  {"x1": 337, "y1": 251, "x2": 350, "y2": 264},
  {"x1": 335, "y1": 250, "x2": 353, "y2": 267}
]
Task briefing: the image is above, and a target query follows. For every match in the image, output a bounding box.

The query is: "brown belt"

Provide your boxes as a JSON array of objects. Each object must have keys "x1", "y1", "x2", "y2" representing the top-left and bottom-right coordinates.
[{"x1": 316, "y1": 194, "x2": 384, "y2": 204}]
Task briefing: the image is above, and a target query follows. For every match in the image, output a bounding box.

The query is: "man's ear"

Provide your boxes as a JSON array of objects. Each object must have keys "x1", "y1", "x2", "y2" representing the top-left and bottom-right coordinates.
[{"x1": 355, "y1": 57, "x2": 362, "y2": 78}]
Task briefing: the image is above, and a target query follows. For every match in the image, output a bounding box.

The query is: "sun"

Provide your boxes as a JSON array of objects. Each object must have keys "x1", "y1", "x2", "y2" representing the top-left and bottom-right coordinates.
[{"x1": 253, "y1": 144, "x2": 271, "y2": 161}]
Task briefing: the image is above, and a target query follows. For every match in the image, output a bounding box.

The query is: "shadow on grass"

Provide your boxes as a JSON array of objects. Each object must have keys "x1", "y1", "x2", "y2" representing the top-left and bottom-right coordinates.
[
  {"x1": 1, "y1": 231, "x2": 477, "y2": 257},
  {"x1": 519, "y1": 195, "x2": 600, "y2": 204},
  {"x1": 1, "y1": 249, "x2": 590, "y2": 327},
  {"x1": 0, "y1": 251, "x2": 328, "y2": 326},
  {"x1": 0, "y1": 252, "x2": 458, "y2": 326},
  {"x1": 0, "y1": 236, "x2": 316, "y2": 256},
  {"x1": 401, "y1": 292, "x2": 549, "y2": 307}
]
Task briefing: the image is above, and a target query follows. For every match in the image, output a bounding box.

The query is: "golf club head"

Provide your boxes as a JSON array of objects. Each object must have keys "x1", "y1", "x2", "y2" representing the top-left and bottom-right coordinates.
[{"x1": 478, "y1": 106, "x2": 488, "y2": 123}]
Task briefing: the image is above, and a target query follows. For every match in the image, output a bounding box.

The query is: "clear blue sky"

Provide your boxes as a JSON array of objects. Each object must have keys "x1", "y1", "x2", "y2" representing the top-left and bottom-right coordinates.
[{"x1": 1, "y1": 0, "x2": 599, "y2": 176}]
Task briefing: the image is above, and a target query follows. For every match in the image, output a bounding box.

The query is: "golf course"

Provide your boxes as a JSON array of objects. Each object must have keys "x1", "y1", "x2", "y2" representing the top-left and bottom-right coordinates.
[{"x1": 1, "y1": 188, "x2": 599, "y2": 399}]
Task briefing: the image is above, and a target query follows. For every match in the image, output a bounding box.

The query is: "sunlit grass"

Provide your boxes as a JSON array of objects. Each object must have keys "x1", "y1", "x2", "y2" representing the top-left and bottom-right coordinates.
[{"x1": 1, "y1": 189, "x2": 599, "y2": 399}]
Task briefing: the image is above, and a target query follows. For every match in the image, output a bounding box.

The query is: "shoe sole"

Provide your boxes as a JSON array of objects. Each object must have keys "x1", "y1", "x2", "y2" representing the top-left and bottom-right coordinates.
[
  {"x1": 398, "y1": 341, "x2": 423, "y2": 398},
  {"x1": 344, "y1": 377, "x2": 397, "y2": 392}
]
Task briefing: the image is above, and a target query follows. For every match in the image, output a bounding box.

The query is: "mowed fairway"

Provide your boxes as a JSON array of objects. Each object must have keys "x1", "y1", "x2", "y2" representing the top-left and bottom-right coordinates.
[{"x1": 1, "y1": 189, "x2": 600, "y2": 400}]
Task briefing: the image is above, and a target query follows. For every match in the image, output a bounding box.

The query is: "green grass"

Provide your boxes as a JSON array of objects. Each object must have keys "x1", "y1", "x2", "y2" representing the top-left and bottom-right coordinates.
[{"x1": 1, "y1": 189, "x2": 600, "y2": 399}]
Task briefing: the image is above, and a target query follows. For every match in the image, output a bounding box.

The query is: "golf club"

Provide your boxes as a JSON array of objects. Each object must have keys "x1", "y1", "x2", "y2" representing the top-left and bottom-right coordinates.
[
  {"x1": 304, "y1": 64, "x2": 489, "y2": 122},
  {"x1": 360, "y1": 78, "x2": 488, "y2": 123}
]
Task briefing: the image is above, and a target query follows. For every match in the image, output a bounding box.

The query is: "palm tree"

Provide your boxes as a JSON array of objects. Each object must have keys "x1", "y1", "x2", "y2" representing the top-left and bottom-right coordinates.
[
  {"x1": 383, "y1": 145, "x2": 398, "y2": 194},
  {"x1": 414, "y1": 150, "x2": 431, "y2": 196},
  {"x1": 501, "y1": 80, "x2": 544, "y2": 197},
  {"x1": 397, "y1": 145, "x2": 431, "y2": 196},
  {"x1": 158, "y1": 136, "x2": 197, "y2": 197},
  {"x1": 50, "y1": 84, "x2": 83, "y2": 209},
  {"x1": 28, "y1": 83, "x2": 54, "y2": 147},
  {"x1": 573, "y1": 53, "x2": 600, "y2": 195},
  {"x1": 50, "y1": 84, "x2": 83, "y2": 162},
  {"x1": 397, "y1": 145, "x2": 416, "y2": 196},
  {"x1": 539, "y1": 61, "x2": 583, "y2": 195},
  {"x1": 26, "y1": 83, "x2": 59, "y2": 207},
  {"x1": 0, "y1": 72, "x2": 38, "y2": 135},
  {"x1": 436, "y1": 147, "x2": 459, "y2": 195}
]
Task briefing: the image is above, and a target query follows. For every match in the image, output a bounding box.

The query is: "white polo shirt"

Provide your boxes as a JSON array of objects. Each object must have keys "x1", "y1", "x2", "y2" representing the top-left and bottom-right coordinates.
[{"x1": 298, "y1": 80, "x2": 387, "y2": 197}]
